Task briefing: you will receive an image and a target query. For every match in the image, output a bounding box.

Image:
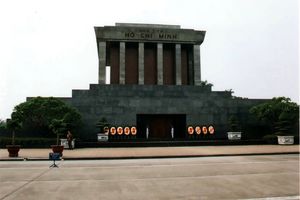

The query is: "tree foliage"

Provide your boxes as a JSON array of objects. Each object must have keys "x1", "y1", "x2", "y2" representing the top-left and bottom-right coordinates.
[
  {"x1": 49, "y1": 118, "x2": 67, "y2": 145},
  {"x1": 11, "y1": 97, "x2": 82, "y2": 137},
  {"x1": 200, "y1": 80, "x2": 213, "y2": 87},
  {"x1": 96, "y1": 117, "x2": 109, "y2": 133},
  {"x1": 6, "y1": 116, "x2": 22, "y2": 145},
  {"x1": 0, "y1": 119, "x2": 6, "y2": 129},
  {"x1": 228, "y1": 115, "x2": 240, "y2": 132},
  {"x1": 250, "y1": 97, "x2": 299, "y2": 135}
]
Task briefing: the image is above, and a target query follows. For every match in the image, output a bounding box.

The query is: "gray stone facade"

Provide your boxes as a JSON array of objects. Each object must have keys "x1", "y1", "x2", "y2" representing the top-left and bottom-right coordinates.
[{"x1": 68, "y1": 84, "x2": 265, "y2": 139}]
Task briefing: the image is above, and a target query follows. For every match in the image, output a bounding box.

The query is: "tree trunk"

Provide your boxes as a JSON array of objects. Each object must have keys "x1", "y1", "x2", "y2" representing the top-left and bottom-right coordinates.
[
  {"x1": 12, "y1": 130, "x2": 15, "y2": 145},
  {"x1": 56, "y1": 134, "x2": 59, "y2": 146}
]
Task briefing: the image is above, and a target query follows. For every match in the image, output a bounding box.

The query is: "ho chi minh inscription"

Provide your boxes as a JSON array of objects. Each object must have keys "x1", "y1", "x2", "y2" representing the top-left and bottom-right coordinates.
[
  {"x1": 124, "y1": 29, "x2": 178, "y2": 40},
  {"x1": 95, "y1": 24, "x2": 205, "y2": 44}
]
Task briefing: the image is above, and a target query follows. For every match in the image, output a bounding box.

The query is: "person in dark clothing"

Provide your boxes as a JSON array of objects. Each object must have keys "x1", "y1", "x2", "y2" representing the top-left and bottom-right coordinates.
[{"x1": 66, "y1": 130, "x2": 73, "y2": 150}]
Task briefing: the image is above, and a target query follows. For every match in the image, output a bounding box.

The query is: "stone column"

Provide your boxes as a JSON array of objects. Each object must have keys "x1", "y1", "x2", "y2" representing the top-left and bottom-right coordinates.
[
  {"x1": 193, "y1": 45, "x2": 201, "y2": 85},
  {"x1": 98, "y1": 41, "x2": 106, "y2": 84},
  {"x1": 188, "y1": 49, "x2": 194, "y2": 85},
  {"x1": 175, "y1": 44, "x2": 182, "y2": 85},
  {"x1": 138, "y1": 42, "x2": 144, "y2": 85},
  {"x1": 157, "y1": 43, "x2": 163, "y2": 85},
  {"x1": 119, "y1": 42, "x2": 126, "y2": 84}
]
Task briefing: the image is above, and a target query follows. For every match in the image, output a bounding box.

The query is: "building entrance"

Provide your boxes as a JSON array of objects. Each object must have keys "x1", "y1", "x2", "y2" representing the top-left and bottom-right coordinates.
[{"x1": 137, "y1": 114, "x2": 186, "y2": 140}]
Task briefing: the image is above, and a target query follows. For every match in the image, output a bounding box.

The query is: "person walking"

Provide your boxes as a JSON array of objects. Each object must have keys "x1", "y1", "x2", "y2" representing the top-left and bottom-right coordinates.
[{"x1": 66, "y1": 130, "x2": 73, "y2": 150}]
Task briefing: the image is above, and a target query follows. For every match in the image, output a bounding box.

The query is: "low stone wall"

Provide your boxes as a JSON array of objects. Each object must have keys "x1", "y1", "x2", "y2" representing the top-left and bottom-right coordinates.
[{"x1": 66, "y1": 84, "x2": 267, "y2": 140}]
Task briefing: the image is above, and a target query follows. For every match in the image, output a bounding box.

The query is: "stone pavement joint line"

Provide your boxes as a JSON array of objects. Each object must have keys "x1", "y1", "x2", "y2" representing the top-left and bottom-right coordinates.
[
  {"x1": 0, "y1": 145, "x2": 299, "y2": 161},
  {"x1": 241, "y1": 196, "x2": 300, "y2": 200},
  {"x1": 0, "y1": 168, "x2": 52, "y2": 200}
]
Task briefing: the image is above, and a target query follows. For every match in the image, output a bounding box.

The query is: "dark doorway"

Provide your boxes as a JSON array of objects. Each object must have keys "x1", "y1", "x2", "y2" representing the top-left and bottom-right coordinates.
[{"x1": 137, "y1": 114, "x2": 186, "y2": 140}]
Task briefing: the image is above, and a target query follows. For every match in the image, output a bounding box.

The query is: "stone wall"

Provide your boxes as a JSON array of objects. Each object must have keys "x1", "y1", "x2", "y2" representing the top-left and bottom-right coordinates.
[{"x1": 69, "y1": 84, "x2": 267, "y2": 140}]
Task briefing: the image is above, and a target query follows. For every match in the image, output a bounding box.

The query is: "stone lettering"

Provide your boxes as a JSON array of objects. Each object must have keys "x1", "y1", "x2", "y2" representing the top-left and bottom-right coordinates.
[
  {"x1": 158, "y1": 33, "x2": 178, "y2": 40},
  {"x1": 125, "y1": 32, "x2": 135, "y2": 38},
  {"x1": 141, "y1": 33, "x2": 153, "y2": 39},
  {"x1": 125, "y1": 31, "x2": 178, "y2": 40}
]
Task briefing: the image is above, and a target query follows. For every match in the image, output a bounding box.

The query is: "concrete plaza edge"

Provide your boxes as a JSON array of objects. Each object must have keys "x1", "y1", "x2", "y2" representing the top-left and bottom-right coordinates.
[{"x1": 0, "y1": 145, "x2": 299, "y2": 161}]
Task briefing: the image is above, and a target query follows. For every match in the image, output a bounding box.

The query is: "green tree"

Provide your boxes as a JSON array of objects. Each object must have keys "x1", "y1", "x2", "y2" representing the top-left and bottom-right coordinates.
[
  {"x1": 200, "y1": 80, "x2": 213, "y2": 87},
  {"x1": 96, "y1": 117, "x2": 109, "y2": 133},
  {"x1": 11, "y1": 97, "x2": 82, "y2": 137},
  {"x1": 228, "y1": 115, "x2": 240, "y2": 132},
  {"x1": 49, "y1": 118, "x2": 67, "y2": 145},
  {"x1": 0, "y1": 119, "x2": 6, "y2": 129},
  {"x1": 250, "y1": 97, "x2": 299, "y2": 135},
  {"x1": 6, "y1": 112, "x2": 23, "y2": 145}
]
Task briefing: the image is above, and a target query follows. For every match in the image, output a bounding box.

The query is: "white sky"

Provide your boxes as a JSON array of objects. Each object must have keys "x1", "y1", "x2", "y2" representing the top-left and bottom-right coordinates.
[{"x1": 0, "y1": 0, "x2": 299, "y2": 120}]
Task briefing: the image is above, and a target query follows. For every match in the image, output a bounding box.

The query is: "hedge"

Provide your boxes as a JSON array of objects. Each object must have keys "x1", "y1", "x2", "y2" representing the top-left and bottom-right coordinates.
[{"x1": 0, "y1": 137, "x2": 56, "y2": 148}]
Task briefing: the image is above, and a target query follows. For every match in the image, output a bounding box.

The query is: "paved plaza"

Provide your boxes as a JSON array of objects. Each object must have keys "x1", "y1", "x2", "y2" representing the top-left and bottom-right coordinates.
[
  {"x1": 0, "y1": 145, "x2": 299, "y2": 160},
  {"x1": 0, "y1": 154, "x2": 299, "y2": 200}
]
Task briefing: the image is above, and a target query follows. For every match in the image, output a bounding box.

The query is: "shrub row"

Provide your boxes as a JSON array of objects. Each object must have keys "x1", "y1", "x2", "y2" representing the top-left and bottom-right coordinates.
[{"x1": 0, "y1": 137, "x2": 56, "y2": 148}]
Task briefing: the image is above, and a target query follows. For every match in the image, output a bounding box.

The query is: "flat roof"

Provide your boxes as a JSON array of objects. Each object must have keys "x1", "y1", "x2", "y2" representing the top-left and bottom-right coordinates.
[{"x1": 115, "y1": 23, "x2": 181, "y2": 29}]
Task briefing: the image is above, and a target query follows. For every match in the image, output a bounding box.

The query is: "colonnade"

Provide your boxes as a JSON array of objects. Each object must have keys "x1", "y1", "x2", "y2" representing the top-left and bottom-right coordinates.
[{"x1": 98, "y1": 41, "x2": 201, "y2": 85}]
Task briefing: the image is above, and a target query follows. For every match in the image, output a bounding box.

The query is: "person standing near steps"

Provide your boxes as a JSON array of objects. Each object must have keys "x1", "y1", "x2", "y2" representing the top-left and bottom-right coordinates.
[{"x1": 66, "y1": 130, "x2": 73, "y2": 150}]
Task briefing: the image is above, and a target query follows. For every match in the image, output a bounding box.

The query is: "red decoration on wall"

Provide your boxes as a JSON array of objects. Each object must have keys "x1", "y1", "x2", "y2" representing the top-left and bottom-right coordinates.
[
  {"x1": 124, "y1": 127, "x2": 130, "y2": 135},
  {"x1": 110, "y1": 127, "x2": 116, "y2": 135},
  {"x1": 188, "y1": 126, "x2": 194, "y2": 135},
  {"x1": 195, "y1": 126, "x2": 201, "y2": 135},
  {"x1": 202, "y1": 126, "x2": 208, "y2": 134},
  {"x1": 131, "y1": 127, "x2": 137, "y2": 135},
  {"x1": 104, "y1": 126, "x2": 109, "y2": 135},
  {"x1": 208, "y1": 126, "x2": 215, "y2": 134},
  {"x1": 117, "y1": 127, "x2": 123, "y2": 135}
]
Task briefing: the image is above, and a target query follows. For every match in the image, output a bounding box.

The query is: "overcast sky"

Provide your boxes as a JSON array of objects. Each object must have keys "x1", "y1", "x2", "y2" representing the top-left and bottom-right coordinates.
[{"x1": 0, "y1": 0, "x2": 299, "y2": 120}]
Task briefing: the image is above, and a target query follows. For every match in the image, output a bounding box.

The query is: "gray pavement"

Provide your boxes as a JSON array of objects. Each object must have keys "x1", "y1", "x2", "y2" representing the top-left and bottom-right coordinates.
[
  {"x1": 0, "y1": 154, "x2": 299, "y2": 200},
  {"x1": 0, "y1": 145, "x2": 299, "y2": 160}
]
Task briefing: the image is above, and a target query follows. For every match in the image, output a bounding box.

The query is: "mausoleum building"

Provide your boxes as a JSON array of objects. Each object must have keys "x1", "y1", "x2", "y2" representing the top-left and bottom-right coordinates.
[{"x1": 59, "y1": 23, "x2": 265, "y2": 140}]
